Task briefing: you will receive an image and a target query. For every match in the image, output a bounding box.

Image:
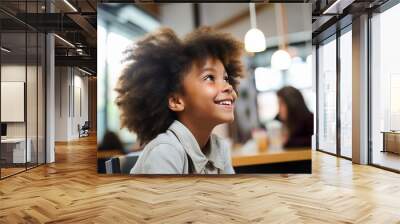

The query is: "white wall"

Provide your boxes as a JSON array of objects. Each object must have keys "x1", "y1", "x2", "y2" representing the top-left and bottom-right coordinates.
[
  {"x1": 72, "y1": 72, "x2": 89, "y2": 138},
  {"x1": 1, "y1": 65, "x2": 34, "y2": 137},
  {"x1": 1, "y1": 64, "x2": 46, "y2": 163},
  {"x1": 1, "y1": 65, "x2": 26, "y2": 141},
  {"x1": 54, "y1": 67, "x2": 89, "y2": 141},
  {"x1": 55, "y1": 66, "x2": 68, "y2": 141},
  {"x1": 160, "y1": 3, "x2": 194, "y2": 37}
]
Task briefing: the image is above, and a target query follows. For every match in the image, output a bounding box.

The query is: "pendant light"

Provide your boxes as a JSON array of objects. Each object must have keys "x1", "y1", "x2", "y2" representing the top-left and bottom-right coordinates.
[
  {"x1": 271, "y1": 4, "x2": 291, "y2": 70},
  {"x1": 244, "y1": 3, "x2": 266, "y2": 53},
  {"x1": 271, "y1": 49, "x2": 291, "y2": 70}
]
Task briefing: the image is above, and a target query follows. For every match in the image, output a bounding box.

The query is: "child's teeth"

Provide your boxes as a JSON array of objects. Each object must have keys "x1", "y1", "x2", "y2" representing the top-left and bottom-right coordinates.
[{"x1": 219, "y1": 100, "x2": 231, "y2": 105}]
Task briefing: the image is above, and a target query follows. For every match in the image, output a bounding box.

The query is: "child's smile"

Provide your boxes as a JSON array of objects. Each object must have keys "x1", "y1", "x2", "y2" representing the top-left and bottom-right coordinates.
[{"x1": 214, "y1": 98, "x2": 234, "y2": 110}]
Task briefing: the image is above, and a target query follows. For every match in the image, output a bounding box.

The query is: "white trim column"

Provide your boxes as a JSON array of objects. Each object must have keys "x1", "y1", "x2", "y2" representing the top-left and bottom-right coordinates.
[
  {"x1": 352, "y1": 14, "x2": 369, "y2": 164},
  {"x1": 45, "y1": 1, "x2": 55, "y2": 163},
  {"x1": 46, "y1": 33, "x2": 55, "y2": 163}
]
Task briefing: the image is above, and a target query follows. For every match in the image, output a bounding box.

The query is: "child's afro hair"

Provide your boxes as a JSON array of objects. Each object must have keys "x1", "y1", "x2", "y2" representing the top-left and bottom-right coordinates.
[{"x1": 115, "y1": 27, "x2": 244, "y2": 145}]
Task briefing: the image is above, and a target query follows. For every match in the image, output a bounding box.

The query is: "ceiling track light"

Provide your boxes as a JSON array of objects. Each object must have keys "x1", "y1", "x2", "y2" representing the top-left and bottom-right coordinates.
[
  {"x1": 322, "y1": 0, "x2": 355, "y2": 15},
  {"x1": 63, "y1": 0, "x2": 78, "y2": 12},
  {"x1": 1, "y1": 47, "x2": 11, "y2": 53},
  {"x1": 54, "y1": 34, "x2": 75, "y2": 48},
  {"x1": 78, "y1": 67, "x2": 92, "y2": 76}
]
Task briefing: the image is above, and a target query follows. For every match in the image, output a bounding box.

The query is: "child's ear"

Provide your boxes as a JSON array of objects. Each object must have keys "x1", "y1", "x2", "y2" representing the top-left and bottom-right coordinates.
[{"x1": 168, "y1": 94, "x2": 185, "y2": 112}]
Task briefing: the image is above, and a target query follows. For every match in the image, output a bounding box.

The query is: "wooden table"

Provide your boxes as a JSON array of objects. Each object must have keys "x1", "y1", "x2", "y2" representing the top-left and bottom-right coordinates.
[
  {"x1": 1, "y1": 138, "x2": 32, "y2": 163},
  {"x1": 231, "y1": 140, "x2": 311, "y2": 167},
  {"x1": 381, "y1": 131, "x2": 400, "y2": 154},
  {"x1": 97, "y1": 150, "x2": 125, "y2": 159}
]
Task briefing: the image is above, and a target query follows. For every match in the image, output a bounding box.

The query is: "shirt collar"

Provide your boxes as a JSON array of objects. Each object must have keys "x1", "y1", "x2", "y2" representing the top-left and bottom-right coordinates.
[{"x1": 168, "y1": 120, "x2": 224, "y2": 173}]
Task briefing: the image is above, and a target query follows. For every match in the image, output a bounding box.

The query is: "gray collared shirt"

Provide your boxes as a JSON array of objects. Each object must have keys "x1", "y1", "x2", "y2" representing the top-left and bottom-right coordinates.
[{"x1": 130, "y1": 120, "x2": 235, "y2": 174}]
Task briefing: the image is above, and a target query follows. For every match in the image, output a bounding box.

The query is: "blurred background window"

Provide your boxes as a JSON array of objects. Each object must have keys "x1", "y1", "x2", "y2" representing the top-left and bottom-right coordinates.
[
  {"x1": 371, "y1": 3, "x2": 400, "y2": 171},
  {"x1": 98, "y1": 4, "x2": 160, "y2": 150},
  {"x1": 317, "y1": 36, "x2": 337, "y2": 155}
]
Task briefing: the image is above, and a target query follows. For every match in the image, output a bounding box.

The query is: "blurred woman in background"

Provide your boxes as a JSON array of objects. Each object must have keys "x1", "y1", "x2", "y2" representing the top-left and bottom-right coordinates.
[{"x1": 276, "y1": 86, "x2": 313, "y2": 148}]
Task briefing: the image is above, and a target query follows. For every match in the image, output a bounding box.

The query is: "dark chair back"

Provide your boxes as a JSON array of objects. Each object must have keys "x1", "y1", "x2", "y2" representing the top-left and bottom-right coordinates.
[
  {"x1": 105, "y1": 152, "x2": 140, "y2": 174},
  {"x1": 82, "y1": 121, "x2": 90, "y2": 130}
]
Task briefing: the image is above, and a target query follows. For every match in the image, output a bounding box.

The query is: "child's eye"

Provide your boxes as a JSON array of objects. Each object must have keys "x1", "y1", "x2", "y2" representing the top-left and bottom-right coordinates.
[
  {"x1": 204, "y1": 75, "x2": 214, "y2": 81},
  {"x1": 224, "y1": 76, "x2": 229, "y2": 82}
]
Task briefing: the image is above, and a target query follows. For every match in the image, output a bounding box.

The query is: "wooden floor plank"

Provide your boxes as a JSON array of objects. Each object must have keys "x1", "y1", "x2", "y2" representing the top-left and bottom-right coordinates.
[{"x1": 0, "y1": 134, "x2": 400, "y2": 223}]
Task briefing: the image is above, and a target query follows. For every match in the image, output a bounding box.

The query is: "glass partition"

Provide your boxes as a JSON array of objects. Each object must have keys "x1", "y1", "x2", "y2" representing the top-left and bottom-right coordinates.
[
  {"x1": 0, "y1": 1, "x2": 46, "y2": 179},
  {"x1": 317, "y1": 37, "x2": 337, "y2": 154},
  {"x1": 339, "y1": 29, "x2": 352, "y2": 158},
  {"x1": 38, "y1": 32, "x2": 45, "y2": 165},
  {"x1": 371, "y1": 3, "x2": 400, "y2": 171},
  {"x1": 1, "y1": 30, "x2": 28, "y2": 177},
  {"x1": 27, "y1": 30, "x2": 38, "y2": 169}
]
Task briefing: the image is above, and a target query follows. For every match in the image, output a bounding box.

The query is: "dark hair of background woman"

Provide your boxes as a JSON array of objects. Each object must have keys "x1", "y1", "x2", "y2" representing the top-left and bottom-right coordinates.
[
  {"x1": 277, "y1": 86, "x2": 313, "y2": 135},
  {"x1": 98, "y1": 130, "x2": 124, "y2": 152}
]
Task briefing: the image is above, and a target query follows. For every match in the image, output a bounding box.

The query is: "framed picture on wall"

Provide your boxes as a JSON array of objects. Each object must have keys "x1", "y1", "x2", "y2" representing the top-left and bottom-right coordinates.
[{"x1": 1, "y1": 81, "x2": 25, "y2": 122}]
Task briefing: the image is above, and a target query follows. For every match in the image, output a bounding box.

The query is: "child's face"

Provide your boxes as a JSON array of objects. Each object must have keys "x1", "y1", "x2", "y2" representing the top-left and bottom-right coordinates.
[{"x1": 179, "y1": 58, "x2": 237, "y2": 126}]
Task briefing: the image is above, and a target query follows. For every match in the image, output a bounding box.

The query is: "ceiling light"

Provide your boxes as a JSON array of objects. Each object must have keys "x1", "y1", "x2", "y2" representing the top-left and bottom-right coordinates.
[
  {"x1": 306, "y1": 54, "x2": 312, "y2": 65},
  {"x1": 322, "y1": 0, "x2": 354, "y2": 15},
  {"x1": 244, "y1": 3, "x2": 266, "y2": 53},
  {"x1": 254, "y1": 67, "x2": 283, "y2": 91},
  {"x1": 1, "y1": 47, "x2": 11, "y2": 53},
  {"x1": 245, "y1": 28, "x2": 266, "y2": 52},
  {"x1": 78, "y1": 67, "x2": 92, "y2": 76},
  {"x1": 54, "y1": 34, "x2": 75, "y2": 48},
  {"x1": 63, "y1": 0, "x2": 78, "y2": 12},
  {"x1": 271, "y1": 49, "x2": 291, "y2": 70}
]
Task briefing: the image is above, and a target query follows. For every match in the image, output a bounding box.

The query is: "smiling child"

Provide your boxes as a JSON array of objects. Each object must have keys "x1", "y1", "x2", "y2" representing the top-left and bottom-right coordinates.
[{"x1": 115, "y1": 27, "x2": 244, "y2": 174}]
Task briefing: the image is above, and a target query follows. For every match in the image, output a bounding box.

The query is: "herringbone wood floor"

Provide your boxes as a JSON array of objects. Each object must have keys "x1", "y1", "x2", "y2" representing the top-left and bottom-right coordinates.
[{"x1": 1, "y1": 134, "x2": 400, "y2": 223}]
